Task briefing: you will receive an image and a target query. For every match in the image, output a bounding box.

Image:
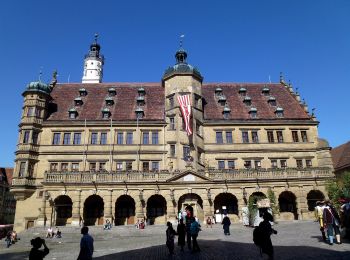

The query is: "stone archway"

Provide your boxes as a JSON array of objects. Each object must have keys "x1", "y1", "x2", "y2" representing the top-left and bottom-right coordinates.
[
  {"x1": 178, "y1": 193, "x2": 204, "y2": 222},
  {"x1": 214, "y1": 193, "x2": 239, "y2": 223},
  {"x1": 115, "y1": 195, "x2": 135, "y2": 226},
  {"x1": 248, "y1": 192, "x2": 267, "y2": 225},
  {"x1": 146, "y1": 195, "x2": 167, "y2": 225},
  {"x1": 54, "y1": 195, "x2": 72, "y2": 226},
  {"x1": 307, "y1": 190, "x2": 325, "y2": 211},
  {"x1": 83, "y1": 195, "x2": 104, "y2": 226},
  {"x1": 279, "y1": 191, "x2": 298, "y2": 220}
]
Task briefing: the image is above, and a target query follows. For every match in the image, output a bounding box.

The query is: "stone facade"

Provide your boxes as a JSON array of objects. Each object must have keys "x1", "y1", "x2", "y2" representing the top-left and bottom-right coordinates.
[{"x1": 11, "y1": 41, "x2": 334, "y2": 232}]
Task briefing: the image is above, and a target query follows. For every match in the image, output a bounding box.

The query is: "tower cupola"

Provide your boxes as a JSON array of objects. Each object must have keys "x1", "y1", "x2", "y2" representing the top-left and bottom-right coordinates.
[{"x1": 82, "y1": 34, "x2": 104, "y2": 83}]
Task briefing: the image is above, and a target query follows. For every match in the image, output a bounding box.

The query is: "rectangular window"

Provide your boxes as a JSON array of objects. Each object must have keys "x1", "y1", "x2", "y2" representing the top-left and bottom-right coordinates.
[
  {"x1": 117, "y1": 132, "x2": 123, "y2": 144},
  {"x1": 226, "y1": 131, "x2": 233, "y2": 144},
  {"x1": 50, "y1": 163, "x2": 58, "y2": 171},
  {"x1": 116, "y1": 162, "x2": 123, "y2": 171},
  {"x1": 280, "y1": 160, "x2": 287, "y2": 168},
  {"x1": 19, "y1": 162, "x2": 26, "y2": 177},
  {"x1": 152, "y1": 132, "x2": 159, "y2": 144},
  {"x1": 152, "y1": 162, "x2": 159, "y2": 171},
  {"x1": 23, "y1": 130, "x2": 30, "y2": 144},
  {"x1": 267, "y1": 131, "x2": 274, "y2": 143},
  {"x1": 170, "y1": 144, "x2": 176, "y2": 157},
  {"x1": 53, "y1": 133, "x2": 61, "y2": 145},
  {"x1": 126, "y1": 161, "x2": 132, "y2": 171},
  {"x1": 271, "y1": 160, "x2": 278, "y2": 168},
  {"x1": 196, "y1": 121, "x2": 200, "y2": 135},
  {"x1": 169, "y1": 97, "x2": 174, "y2": 109},
  {"x1": 89, "y1": 162, "x2": 96, "y2": 171},
  {"x1": 73, "y1": 133, "x2": 81, "y2": 145},
  {"x1": 292, "y1": 131, "x2": 299, "y2": 142},
  {"x1": 143, "y1": 132, "x2": 149, "y2": 144},
  {"x1": 254, "y1": 160, "x2": 261, "y2": 169},
  {"x1": 244, "y1": 160, "x2": 252, "y2": 169},
  {"x1": 216, "y1": 132, "x2": 223, "y2": 144},
  {"x1": 63, "y1": 133, "x2": 71, "y2": 145},
  {"x1": 183, "y1": 146, "x2": 190, "y2": 160},
  {"x1": 99, "y1": 162, "x2": 106, "y2": 171},
  {"x1": 143, "y1": 162, "x2": 150, "y2": 172},
  {"x1": 91, "y1": 133, "x2": 98, "y2": 144},
  {"x1": 100, "y1": 132, "x2": 107, "y2": 145},
  {"x1": 169, "y1": 117, "x2": 175, "y2": 130},
  {"x1": 35, "y1": 108, "x2": 41, "y2": 118},
  {"x1": 27, "y1": 163, "x2": 34, "y2": 178},
  {"x1": 252, "y1": 131, "x2": 259, "y2": 143},
  {"x1": 195, "y1": 96, "x2": 200, "y2": 108},
  {"x1": 61, "y1": 163, "x2": 69, "y2": 171},
  {"x1": 228, "y1": 160, "x2": 235, "y2": 169},
  {"x1": 126, "y1": 132, "x2": 133, "y2": 144},
  {"x1": 301, "y1": 131, "x2": 308, "y2": 142},
  {"x1": 296, "y1": 159, "x2": 303, "y2": 168},
  {"x1": 72, "y1": 163, "x2": 79, "y2": 171},
  {"x1": 276, "y1": 131, "x2": 284, "y2": 143},
  {"x1": 218, "y1": 160, "x2": 225, "y2": 170},
  {"x1": 306, "y1": 159, "x2": 312, "y2": 168},
  {"x1": 32, "y1": 131, "x2": 39, "y2": 145},
  {"x1": 27, "y1": 107, "x2": 35, "y2": 117},
  {"x1": 242, "y1": 131, "x2": 249, "y2": 143}
]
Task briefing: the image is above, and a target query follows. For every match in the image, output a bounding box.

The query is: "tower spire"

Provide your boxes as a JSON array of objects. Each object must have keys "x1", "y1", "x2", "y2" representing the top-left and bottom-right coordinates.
[{"x1": 82, "y1": 34, "x2": 104, "y2": 83}]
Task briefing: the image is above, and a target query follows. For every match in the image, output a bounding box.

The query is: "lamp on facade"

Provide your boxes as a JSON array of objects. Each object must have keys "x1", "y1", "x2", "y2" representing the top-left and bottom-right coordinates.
[
  {"x1": 242, "y1": 188, "x2": 247, "y2": 200},
  {"x1": 139, "y1": 189, "x2": 144, "y2": 202}
]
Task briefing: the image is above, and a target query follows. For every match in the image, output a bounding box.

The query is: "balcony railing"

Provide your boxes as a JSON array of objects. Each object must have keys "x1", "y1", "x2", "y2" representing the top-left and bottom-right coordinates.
[
  {"x1": 11, "y1": 178, "x2": 36, "y2": 187},
  {"x1": 43, "y1": 167, "x2": 334, "y2": 184}
]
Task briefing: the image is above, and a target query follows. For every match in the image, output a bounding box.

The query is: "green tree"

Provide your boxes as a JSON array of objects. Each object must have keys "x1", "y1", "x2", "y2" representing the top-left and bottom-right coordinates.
[
  {"x1": 267, "y1": 188, "x2": 279, "y2": 217},
  {"x1": 326, "y1": 171, "x2": 350, "y2": 208}
]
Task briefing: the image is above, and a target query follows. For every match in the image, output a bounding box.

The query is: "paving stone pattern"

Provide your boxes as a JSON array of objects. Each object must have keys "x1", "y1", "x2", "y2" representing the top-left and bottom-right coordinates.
[{"x1": 0, "y1": 221, "x2": 349, "y2": 260}]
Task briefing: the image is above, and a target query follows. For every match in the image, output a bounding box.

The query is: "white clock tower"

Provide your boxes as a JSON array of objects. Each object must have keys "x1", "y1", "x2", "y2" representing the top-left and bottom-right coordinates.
[{"x1": 82, "y1": 34, "x2": 104, "y2": 83}]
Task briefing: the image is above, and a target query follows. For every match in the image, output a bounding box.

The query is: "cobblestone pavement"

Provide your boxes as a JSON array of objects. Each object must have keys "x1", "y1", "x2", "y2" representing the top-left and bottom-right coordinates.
[{"x1": 0, "y1": 221, "x2": 349, "y2": 260}]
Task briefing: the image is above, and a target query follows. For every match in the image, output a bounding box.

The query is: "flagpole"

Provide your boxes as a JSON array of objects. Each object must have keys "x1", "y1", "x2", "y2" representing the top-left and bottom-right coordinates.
[{"x1": 109, "y1": 118, "x2": 113, "y2": 173}]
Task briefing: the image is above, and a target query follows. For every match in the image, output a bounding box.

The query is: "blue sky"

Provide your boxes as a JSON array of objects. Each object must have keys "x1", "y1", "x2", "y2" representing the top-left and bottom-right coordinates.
[{"x1": 0, "y1": 0, "x2": 349, "y2": 167}]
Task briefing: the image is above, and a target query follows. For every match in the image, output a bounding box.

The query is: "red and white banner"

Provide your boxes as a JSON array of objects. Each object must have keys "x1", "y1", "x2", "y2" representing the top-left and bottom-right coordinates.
[{"x1": 177, "y1": 95, "x2": 192, "y2": 136}]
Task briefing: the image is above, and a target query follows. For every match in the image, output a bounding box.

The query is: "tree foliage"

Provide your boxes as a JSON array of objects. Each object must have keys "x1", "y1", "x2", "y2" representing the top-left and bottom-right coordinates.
[
  {"x1": 326, "y1": 171, "x2": 350, "y2": 208},
  {"x1": 267, "y1": 188, "x2": 279, "y2": 217}
]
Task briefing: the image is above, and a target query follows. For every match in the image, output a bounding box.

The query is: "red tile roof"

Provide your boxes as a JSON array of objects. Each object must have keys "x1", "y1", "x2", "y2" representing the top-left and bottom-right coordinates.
[
  {"x1": 331, "y1": 141, "x2": 350, "y2": 172},
  {"x1": 46, "y1": 82, "x2": 310, "y2": 122}
]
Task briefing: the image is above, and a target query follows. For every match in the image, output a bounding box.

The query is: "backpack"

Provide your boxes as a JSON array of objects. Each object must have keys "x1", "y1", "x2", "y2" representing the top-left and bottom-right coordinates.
[{"x1": 253, "y1": 226, "x2": 263, "y2": 246}]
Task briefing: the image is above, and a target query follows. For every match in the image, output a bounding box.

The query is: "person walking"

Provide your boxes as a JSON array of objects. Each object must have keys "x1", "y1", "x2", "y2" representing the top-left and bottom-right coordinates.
[
  {"x1": 323, "y1": 200, "x2": 341, "y2": 245},
  {"x1": 315, "y1": 201, "x2": 326, "y2": 241},
  {"x1": 190, "y1": 217, "x2": 201, "y2": 253},
  {"x1": 222, "y1": 215, "x2": 231, "y2": 235},
  {"x1": 77, "y1": 226, "x2": 94, "y2": 260},
  {"x1": 341, "y1": 199, "x2": 350, "y2": 238},
  {"x1": 206, "y1": 216, "x2": 212, "y2": 228},
  {"x1": 177, "y1": 218, "x2": 186, "y2": 252},
  {"x1": 166, "y1": 222, "x2": 177, "y2": 255},
  {"x1": 29, "y1": 237, "x2": 49, "y2": 260},
  {"x1": 258, "y1": 212, "x2": 277, "y2": 260}
]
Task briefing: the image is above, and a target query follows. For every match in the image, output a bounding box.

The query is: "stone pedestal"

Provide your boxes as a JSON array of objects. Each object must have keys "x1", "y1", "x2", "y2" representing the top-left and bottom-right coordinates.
[
  {"x1": 37, "y1": 191, "x2": 47, "y2": 227},
  {"x1": 71, "y1": 190, "x2": 81, "y2": 226}
]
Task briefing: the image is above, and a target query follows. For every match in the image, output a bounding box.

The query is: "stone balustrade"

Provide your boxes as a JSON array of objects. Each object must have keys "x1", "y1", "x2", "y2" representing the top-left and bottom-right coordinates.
[
  {"x1": 11, "y1": 178, "x2": 36, "y2": 186},
  {"x1": 43, "y1": 167, "x2": 334, "y2": 184}
]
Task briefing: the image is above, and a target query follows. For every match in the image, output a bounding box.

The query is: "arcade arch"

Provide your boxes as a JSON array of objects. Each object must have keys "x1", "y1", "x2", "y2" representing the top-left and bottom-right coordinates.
[
  {"x1": 54, "y1": 195, "x2": 72, "y2": 226},
  {"x1": 83, "y1": 195, "x2": 104, "y2": 226},
  {"x1": 146, "y1": 195, "x2": 167, "y2": 225},
  {"x1": 115, "y1": 195, "x2": 135, "y2": 225}
]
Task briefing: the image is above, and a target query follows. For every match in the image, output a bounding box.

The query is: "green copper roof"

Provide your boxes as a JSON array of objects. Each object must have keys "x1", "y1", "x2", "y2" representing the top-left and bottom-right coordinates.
[{"x1": 24, "y1": 81, "x2": 51, "y2": 95}]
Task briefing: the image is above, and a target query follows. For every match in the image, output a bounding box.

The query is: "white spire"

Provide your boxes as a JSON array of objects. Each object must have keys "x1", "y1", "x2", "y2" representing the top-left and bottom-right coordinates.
[{"x1": 82, "y1": 34, "x2": 104, "y2": 83}]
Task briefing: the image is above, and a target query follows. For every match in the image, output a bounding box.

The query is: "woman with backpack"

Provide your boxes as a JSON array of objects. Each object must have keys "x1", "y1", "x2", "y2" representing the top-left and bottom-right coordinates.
[{"x1": 190, "y1": 217, "x2": 201, "y2": 253}]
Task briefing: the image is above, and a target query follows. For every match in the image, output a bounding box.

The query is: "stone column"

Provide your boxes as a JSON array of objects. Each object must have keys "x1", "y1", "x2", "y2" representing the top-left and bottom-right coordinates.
[
  {"x1": 203, "y1": 189, "x2": 213, "y2": 223},
  {"x1": 297, "y1": 185, "x2": 307, "y2": 220},
  {"x1": 36, "y1": 190, "x2": 47, "y2": 227},
  {"x1": 71, "y1": 189, "x2": 81, "y2": 226},
  {"x1": 104, "y1": 190, "x2": 113, "y2": 223},
  {"x1": 135, "y1": 190, "x2": 144, "y2": 220},
  {"x1": 237, "y1": 191, "x2": 246, "y2": 223},
  {"x1": 167, "y1": 190, "x2": 177, "y2": 224}
]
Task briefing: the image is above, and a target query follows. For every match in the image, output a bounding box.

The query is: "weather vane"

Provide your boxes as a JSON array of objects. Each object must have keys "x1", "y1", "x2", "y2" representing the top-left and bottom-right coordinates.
[
  {"x1": 94, "y1": 33, "x2": 99, "y2": 43},
  {"x1": 39, "y1": 67, "x2": 43, "y2": 82},
  {"x1": 180, "y1": 34, "x2": 185, "y2": 48}
]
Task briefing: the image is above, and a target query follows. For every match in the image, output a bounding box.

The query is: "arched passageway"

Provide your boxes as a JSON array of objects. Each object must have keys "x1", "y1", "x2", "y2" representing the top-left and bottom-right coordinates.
[
  {"x1": 115, "y1": 195, "x2": 135, "y2": 225},
  {"x1": 307, "y1": 190, "x2": 325, "y2": 211},
  {"x1": 178, "y1": 193, "x2": 204, "y2": 222},
  {"x1": 248, "y1": 192, "x2": 267, "y2": 225},
  {"x1": 279, "y1": 191, "x2": 298, "y2": 220},
  {"x1": 83, "y1": 195, "x2": 104, "y2": 226},
  {"x1": 214, "y1": 193, "x2": 238, "y2": 215},
  {"x1": 54, "y1": 195, "x2": 72, "y2": 226},
  {"x1": 146, "y1": 195, "x2": 167, "y2": 225}
]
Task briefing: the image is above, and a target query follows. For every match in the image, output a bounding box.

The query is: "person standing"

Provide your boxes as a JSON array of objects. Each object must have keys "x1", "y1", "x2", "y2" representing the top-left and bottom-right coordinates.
[
  {"x1": 323, "y1": 200, "x2": 341, "y2": 245},
  {"x1": 222, "y1": 215, "x2": 231, "y2": 235},
  {"x1": 258, "y1": 213, "x2": 277, "y2": 260},
  {"x1": 190, "y1": 217, "x2": 201, "y2": 253},
  {"x1": 341, "y1": 199, "x2": 350, "y2": 238},
  {"x1": 29, "y1": 237, "x2": 49, "y2": 260},
  {"x1": 166, "y1": 222, "x2": 177, "y2": 255},
  {"x1": 177, "y1": 218, "x2": 186, "y2": 252},
  {"x1": 77, "y1": 226, "x2": 94, "y2": 260},
  {"x1": 242, "y1": 206, "x2": 249, "y2": 227},
  {"x1": 185, "y1": 208, "x2": 192, "y2": 250},
  {"x1": 206, "y1": 216, "x2": 212, "y2": 228},
  {"x1": 315, "y1": 201, "x2": 326, "y2": 241}
]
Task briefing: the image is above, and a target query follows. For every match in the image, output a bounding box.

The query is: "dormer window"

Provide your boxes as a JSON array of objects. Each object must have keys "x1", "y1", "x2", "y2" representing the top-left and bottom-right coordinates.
[
  {"x1": 138, "y1": 87, "x2": 145, "y2": 97},
  {"x1": 108, "y1": 87, "x2": 116, "y2": 96},
  {"x1": 74, "y1": 97, "x2": 83, "y2": 106},
  {"x1": 218, "y1": 95, "x2": 226, "y2": 106},
  {"x1": 137, "y1": 96, "x2": 145, "y2": 106},
  {"x1": 135, "y1": 107, "x2": 144, "y2": 119},
  {"x1": 275, "y1": 107, "x2": 284, "y2": 118},
  {"x1": 68, "y1": 108, "x2": 78, "y2": 119},
  {"x1": 105, "y1": 97, "x2": 114, "y2": 106},
  {"x1": 215, "y1": 87, "x2": 223, "y2": 98},
  {"x1": 101, "y1": 108, "x2": 111, "y2": 119},
  {"x1": 223, "y1": 106, "x2": 231, "y2": 119},
  {"x1": 249, "y1": 107, "x2": 257, "y2": 118},
  {"x1": 79, "y1": 88, "x2": 87, "y2": 97},
  {"x1": 239, "y1": 87, "x2": 247, "y2": 97},
  {"x1": 262, "y1": 86, "x2": 270, "y2": 96},
  {"x1": 268, "y1": 96, "x2": 276, "y2": 106},
  {"x1": 243, "y1": 96, "x2": 251, "y2": 106}
]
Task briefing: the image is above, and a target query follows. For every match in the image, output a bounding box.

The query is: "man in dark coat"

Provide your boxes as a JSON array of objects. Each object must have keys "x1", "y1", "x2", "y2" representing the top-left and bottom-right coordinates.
[{"x1": 222, "y1": 215, "x2": 231, "y2": 235}]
